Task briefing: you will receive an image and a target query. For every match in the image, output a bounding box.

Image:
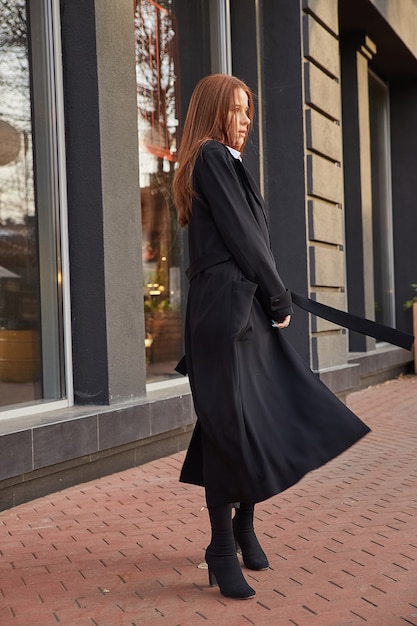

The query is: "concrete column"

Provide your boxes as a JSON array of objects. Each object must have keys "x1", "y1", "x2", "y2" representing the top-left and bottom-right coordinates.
[
  {"x1": 62, "y1": 0, "x2": 146, "y2": 403},
  {"x1": 301, "y1": 0, "x2": 362, "y2": 395},
  {"x1": 94, "y1": 0, "x2": 146, "y2": 403},
  {"x1": 261, "y1": 0, "x2": 310, "y2": 362}
]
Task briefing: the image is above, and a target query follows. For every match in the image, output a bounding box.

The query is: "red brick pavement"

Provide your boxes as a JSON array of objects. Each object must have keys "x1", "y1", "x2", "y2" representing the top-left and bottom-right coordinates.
[{"x1": 0, "y1": 375, "x2": 417, "y2": 626}]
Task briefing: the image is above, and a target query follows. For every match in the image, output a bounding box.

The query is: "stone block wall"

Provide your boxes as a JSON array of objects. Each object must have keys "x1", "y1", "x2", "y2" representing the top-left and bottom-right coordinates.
[{"x1": 302, "y1": 0, "x2": 348, "y2": 371}]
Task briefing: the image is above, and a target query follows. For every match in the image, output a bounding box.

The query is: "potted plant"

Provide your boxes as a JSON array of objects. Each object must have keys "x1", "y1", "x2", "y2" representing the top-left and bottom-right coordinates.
[{"x1": 403, "y1": 283, "x2": 417, "y2": 373}]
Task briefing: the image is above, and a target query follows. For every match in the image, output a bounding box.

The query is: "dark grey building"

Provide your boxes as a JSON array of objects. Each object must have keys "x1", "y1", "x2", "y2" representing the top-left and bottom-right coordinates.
[{"x1": 0, "y1": 0, "x2": 415, "y2": 510}]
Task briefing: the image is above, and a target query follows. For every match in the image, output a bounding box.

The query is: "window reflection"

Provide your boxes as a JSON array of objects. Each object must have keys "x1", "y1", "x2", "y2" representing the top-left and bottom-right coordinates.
[
  {"x1": 0, "y1": 0, "x2": 41, "y2": 405},
  {"x1": 135, "y1": 0, "x2": 183, "y2": 381},
  {"x1": 369, "y1": 72, "x2": 395, "y2": 328}
]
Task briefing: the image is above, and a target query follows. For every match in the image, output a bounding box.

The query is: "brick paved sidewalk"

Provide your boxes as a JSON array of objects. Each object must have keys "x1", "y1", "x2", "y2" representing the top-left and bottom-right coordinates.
[{"x1": 0, "y1": 375, "x2": 417, "y2": 626}]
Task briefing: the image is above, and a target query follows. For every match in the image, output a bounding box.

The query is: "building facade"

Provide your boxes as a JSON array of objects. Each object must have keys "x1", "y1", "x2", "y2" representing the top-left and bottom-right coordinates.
[{"x1": 0, "y1": 0, "x2": 416, "y2": 509}]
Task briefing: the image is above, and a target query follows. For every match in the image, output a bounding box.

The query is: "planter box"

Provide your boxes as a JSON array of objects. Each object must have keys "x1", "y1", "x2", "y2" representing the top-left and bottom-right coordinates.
[
  {"x1": 0, "y1": 329, "x2": 40, "y2": 382},
  {"x1": 145, "y1": 310, "x2": 182, "y2": 363}
]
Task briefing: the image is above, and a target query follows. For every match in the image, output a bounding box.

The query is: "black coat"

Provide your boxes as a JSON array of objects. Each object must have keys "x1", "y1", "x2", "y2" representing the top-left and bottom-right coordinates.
[{"x1": 179, "y1": 140, "x2": 369, "y2": 508}]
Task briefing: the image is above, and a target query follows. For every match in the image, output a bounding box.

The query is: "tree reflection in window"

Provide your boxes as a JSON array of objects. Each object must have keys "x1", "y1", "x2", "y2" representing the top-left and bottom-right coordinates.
[
  {"x1": 135, "y1": 0, "x2": 183, "y2": 380},
  {"x1": 0, "y1": 0, "x2": 41, "y2": 401}
]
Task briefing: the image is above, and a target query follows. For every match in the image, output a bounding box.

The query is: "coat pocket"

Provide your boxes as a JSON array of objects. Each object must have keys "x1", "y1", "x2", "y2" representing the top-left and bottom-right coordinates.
[{"x1": 231, "y1": 278, "x2": 258, "y2": 340}]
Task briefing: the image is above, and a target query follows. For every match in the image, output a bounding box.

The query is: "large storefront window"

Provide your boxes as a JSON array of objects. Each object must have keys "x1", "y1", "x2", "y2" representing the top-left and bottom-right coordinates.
[
  {"x1": 0, "y1": 1, "x2": 68, "y2": 411},
  {"x1": 135, "y1": 0, "x2": 212, "y2": 381},
  {"x1": 369, "y1": 72, "x2": 395, "y2": 328}
]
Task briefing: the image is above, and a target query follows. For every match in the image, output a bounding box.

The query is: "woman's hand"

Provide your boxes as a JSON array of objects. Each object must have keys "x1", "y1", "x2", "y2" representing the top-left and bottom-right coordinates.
[{"x1": 272, "y1": 315, "x2": 291, "y2": 329}]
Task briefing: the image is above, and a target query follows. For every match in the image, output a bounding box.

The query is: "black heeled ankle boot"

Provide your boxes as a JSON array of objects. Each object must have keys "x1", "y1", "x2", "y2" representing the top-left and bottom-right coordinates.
[
  {"x1": 232, "y1": 505, "x2": 269, "y2": 571},
  {"x1": 205, "y1": 546, "x2": 256, "y2": 599}
]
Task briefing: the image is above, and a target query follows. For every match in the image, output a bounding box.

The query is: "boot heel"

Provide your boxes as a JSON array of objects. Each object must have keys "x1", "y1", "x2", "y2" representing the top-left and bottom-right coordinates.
[
  {"x1": 208, "y1": 567, "x2": 217, "y2": 587},
  {"x1": 205, "y1": 548, "x2": 256, "y2": 599}
]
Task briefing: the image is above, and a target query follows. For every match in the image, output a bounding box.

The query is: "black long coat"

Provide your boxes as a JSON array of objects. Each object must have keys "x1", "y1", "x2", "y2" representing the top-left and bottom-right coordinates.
[{"x1": 179, "y1": 140, "x2": 369, "y2": 508}]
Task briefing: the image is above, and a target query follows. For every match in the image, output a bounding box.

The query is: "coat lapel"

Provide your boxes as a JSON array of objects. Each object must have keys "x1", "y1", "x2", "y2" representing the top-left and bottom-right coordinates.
[{"x1": 232, "y1": 158, "x2": 270, "y2": 241}]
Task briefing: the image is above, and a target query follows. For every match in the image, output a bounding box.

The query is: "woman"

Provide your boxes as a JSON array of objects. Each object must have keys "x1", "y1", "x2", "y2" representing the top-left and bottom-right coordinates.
[{"x1": 172, "y1": 74, "x2": 370, "y2": 600}]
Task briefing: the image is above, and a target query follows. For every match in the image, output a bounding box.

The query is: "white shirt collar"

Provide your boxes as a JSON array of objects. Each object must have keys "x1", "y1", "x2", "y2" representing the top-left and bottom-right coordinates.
[{"x1": 226, "y1": 145, "x2": 242, "y2": 161}]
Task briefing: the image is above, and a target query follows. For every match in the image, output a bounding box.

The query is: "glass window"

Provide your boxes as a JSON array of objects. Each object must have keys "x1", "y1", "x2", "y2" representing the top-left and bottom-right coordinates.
[
  {"x1": 134, "y1": 0, "x2": 212, "y2": 382},
  {"x1": 369, "y1": 72, "x2": 395, "y2": 328},
  {"x1": 0, "y1": 0, "x2": 67, "y2": 411}
]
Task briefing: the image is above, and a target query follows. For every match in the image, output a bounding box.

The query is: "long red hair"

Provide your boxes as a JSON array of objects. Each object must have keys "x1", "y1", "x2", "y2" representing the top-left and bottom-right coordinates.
[{"x1": 172, "y1": 74, "x2": 254, "y2": 227}]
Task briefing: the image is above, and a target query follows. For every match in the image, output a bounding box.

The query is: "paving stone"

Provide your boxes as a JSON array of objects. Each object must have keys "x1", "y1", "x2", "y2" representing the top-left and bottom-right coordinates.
[{"x1": 1, "y1": 375, "x2": 417, "y2": 624}]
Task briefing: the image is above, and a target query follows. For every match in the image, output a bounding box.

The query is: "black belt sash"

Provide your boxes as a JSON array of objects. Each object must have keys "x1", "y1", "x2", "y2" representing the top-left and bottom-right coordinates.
[
  {"x1": 291, "y1": 292, "x2": 413, "y2": 351},
  {"x1": 186, "y1": 252, "x2": 233, "y2": 282},
  {"x1": 185, "y1": 252, "x2": 414, "y2": 352}
]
